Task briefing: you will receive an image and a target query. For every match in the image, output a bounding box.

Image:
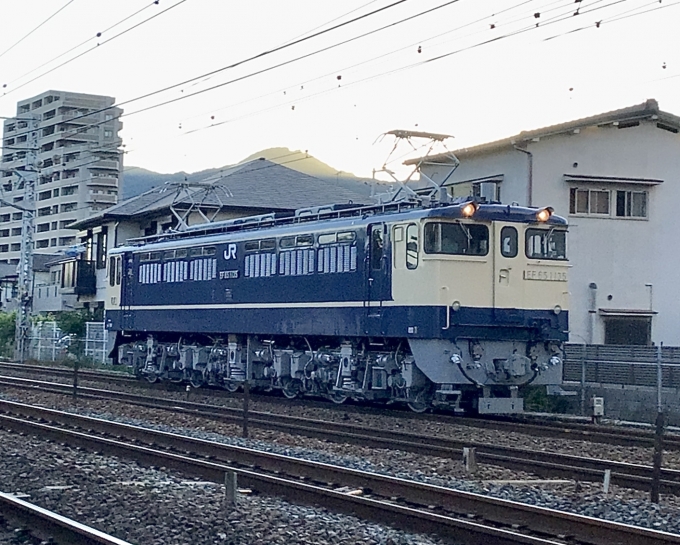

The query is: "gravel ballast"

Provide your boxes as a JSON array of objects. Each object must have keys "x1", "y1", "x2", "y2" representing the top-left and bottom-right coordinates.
[
  {"x1": 2, "y1": 380, "x2": 680, "y2": 537},
  {"x1": 0, "y1": 430, "x2": 449, "y2": 545}
]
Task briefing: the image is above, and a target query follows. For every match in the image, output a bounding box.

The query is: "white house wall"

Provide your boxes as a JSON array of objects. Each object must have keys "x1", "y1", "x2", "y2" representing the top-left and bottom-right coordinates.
[{"x1": 420, "y1": 120, "x2": 680, "y2": 345}]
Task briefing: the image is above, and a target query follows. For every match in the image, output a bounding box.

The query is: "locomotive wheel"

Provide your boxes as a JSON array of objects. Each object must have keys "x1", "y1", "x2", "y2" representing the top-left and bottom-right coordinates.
[
  {"x1": 282, "y1": 379, "x2": 301, "y2": 399},
  {"x1": 407, "y1": 390, "x2": 431, "y2": 413},
  {"x1": 189, "y1": 372, "x2": 204, "y2": 389},
  {"x1": 224, "y1": 380, "x2": 240, "y2": 393},
  {"x1": 144, "y1": 374, "x2": 158, "y2": 384},
  {"x1": 329, "y1": 391, "x2": 348, "y2": 404}
]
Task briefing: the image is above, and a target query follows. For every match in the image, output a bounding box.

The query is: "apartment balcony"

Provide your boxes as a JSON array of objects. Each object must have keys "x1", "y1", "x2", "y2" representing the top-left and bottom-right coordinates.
[
  {"x1": 90, "y1": 159, "x2": 119, "y2": 170},
  {"x1": 59, "y1": 131, "x2": 99, "y2": 142},
  {"x1": 86, "y1": 192, "x2": 116, "y2": 204},
  {"x1": 62, "y1": 259, "x2": 96, "y2": 296},
  {"x1": 87, "y1": 176, "x2": 118, "y2": 187}
]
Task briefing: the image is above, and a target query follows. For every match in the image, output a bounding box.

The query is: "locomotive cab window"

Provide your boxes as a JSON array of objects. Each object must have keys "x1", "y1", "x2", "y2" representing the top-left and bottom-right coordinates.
[
  {"x1": 500, "y1": 226, "x2": 518, "y2": 258},
  {"x1": 525, "y1": 228, "x2": 567, "y2": 260},
  {"x1": 406, "y1": 223, "x2": 418, "y2": 270},
  {"x1": 424, "y1": 222, "x2": 488, "y2": 256}
]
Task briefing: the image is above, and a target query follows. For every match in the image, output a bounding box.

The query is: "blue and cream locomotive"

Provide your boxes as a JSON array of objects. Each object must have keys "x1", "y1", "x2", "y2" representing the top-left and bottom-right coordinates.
[{"x1": 105, "y1": 198, "x2": 568, "y2": 413}]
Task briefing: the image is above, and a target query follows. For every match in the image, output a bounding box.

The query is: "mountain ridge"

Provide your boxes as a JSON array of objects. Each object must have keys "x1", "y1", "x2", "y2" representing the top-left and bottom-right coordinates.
[{"x1": 120, "y1": 147, "x2": 364, "y2": 200}]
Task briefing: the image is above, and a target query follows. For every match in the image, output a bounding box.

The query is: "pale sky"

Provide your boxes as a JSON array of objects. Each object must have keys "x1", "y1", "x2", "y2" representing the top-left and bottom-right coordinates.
[{"x1": 1, "y1": 0, "x2": 678, "y2": 180}]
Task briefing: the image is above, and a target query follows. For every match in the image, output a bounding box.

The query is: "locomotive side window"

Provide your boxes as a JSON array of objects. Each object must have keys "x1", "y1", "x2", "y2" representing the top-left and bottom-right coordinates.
[
  {"x1": 139, "y1": 252, "x2": 156, "y2": 262},
  {"x1": 244, "y1": 241, "x2": 259, "y2": 252},
  {"x1": 337, "y1": 231, "x2": 356, "y2": 242},
  {"x1": 280, "y1": 237, "x2": 295, "y2": 249},
  {"x1": 109, "y1": 256, "x2": 115, "y2": 287},
  {"x1": 370, "y1": 228, "x2": 384, "y2": 270},
  {"x1": 318, "y1": 233, "x2": 336, "y2": 245},
  {"x1": 525, "y1": 228, "x2": 567, "y2": 260},
  {"x1": 500, "y1": 226, "x2": 518, "y2": 258},
  {"x1": 189, "y1": 246, "x2": 216, "y2": 257},
  {"x1": 424, "y1": 222, "x2": 489, "y2": 256},
  {"x1": 116, "y1": 256, "x2": 122, "y2": 286},
  {"x1": 260, "y1": 239, "x2": 276, "y2": 251},
  {"x1": 406, "y1": 223, "x2": 418, "y2": 270},
  {"x1": 296, "y1": 234, "x2": 314, "y2": 247}
]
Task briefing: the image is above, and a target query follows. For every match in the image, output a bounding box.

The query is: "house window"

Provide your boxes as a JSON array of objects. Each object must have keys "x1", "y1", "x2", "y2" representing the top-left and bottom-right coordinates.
[
  {"x1": 96, "y1": 228, "x2": 108, "y2": 269},
  {"x1": 569, "y1": 188, "x2": 610, "y2": 215},
  {"x1": 615, "y1": 190, "x2": 647, "y2": 218},
  {"x1": 604, "y1": 317, "x2": 651, "y2": 345},
  {"x1": 570, "y1": 187, "x2": 648, "y2": 219}
]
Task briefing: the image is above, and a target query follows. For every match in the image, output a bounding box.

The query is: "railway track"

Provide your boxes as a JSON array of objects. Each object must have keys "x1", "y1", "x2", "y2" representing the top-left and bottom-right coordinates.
[
  {"x1": 1, "y1": 361, "x2": 676, "y2": 451},
  {"x1": 0, "y1": 491, "x2": 133, "y2": 545},
  {"x1": 0, "y1": 375, "x2": 679, "y2": 495},
  {"x1": 0, "y1": 399, "x2": 677, "y2": 545}
]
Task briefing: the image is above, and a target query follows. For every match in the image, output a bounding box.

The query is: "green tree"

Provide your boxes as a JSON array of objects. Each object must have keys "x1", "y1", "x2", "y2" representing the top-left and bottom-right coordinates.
[
  {"x1": 56, "y1": 310, "x2": 90, "y2": 337},
  {"x1": 0, "y1": 312, "x2": 15, "y2": 357}
]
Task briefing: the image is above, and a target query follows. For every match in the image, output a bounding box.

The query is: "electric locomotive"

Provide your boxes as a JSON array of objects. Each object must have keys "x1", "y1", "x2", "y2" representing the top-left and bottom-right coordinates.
[{"x1": 105, "y1": 198, "x2": 568, "y2": 414}]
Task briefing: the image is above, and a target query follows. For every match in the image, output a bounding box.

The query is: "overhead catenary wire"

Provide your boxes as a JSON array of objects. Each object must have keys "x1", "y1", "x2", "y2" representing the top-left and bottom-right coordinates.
[
  {"x1": 0, "y1": 0, "x2": 77, "y2": 63},
  {"x1": 2, "y1": 0, "x2": 457, "y2": 143},
  {"x1": 181, "y1": 0, "x2": 647, "y2": 137},
  {"x1": 2, "y1": 0, "x2": 190, "y2": 98},
  {"x1": 2, "y1": 0, "x2": 168, "y2": 91},
  {"x1": 180, "y1": 0, "x2": 548, "y2": 125},
  {"x1": 1, "y1": 0, "x2": 657, "y2": 150},
  {"x1": 3, "y1": 0, "x2": 673, "y2": 174}
]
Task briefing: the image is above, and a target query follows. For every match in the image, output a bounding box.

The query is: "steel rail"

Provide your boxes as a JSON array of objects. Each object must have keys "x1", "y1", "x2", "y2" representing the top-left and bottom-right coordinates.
[
  {"x1": 1, "y1": 362, "x2": 677, "y2": 451},
  {"x1": 0, "y1": 377, "x2": 677, "y2": 494},
  {"x1": 0, "y1": 491, "x2": 133, "y2": 545},
  {"x1": 0, "y1": 403, "x2": 677, "y2": 545}
]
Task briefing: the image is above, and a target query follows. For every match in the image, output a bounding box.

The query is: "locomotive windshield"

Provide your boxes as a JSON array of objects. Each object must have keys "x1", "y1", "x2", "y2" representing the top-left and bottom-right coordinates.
[
  {"x1": 525, "y1": 228, "x2": 567, "y2": 260},
  {"x1": 424, "y1": 222, "x2": 488, "y2": 256}
]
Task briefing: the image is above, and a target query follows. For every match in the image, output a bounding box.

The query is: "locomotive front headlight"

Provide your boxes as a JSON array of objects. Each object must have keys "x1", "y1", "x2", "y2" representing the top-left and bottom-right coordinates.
[
  {"x1": 451, "y1": 300, "x2": 461, "y2": 312},
  {"x1": 461, "y1": 202, "x2": 479, "y2": 217},
  {"x1": 450, "y1": 354, "x2": 462, "y2": 365},
  {"x1": 553, "y1": 305, "x2": 562, "y2": 315},
  {"x1": 549, "y1": 356, "x2": 562, "y2": 366},
  {"x1": 536, "y1": 207, "x2": 554, "y2": 222}
]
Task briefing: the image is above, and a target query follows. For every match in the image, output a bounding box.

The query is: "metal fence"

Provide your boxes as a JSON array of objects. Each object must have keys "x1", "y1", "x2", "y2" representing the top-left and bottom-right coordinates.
[
  {"x1": 28, "y1": 321, "x2": 108, "y2": 364},
  {"x1": 84, "y1": 322, "x2": 107, "y2": 364},
  {"x1": 28, "y1": 321, "x2": 63, "y2": 362},
  {"x1": 564, "y1": 343, "x2": 680, "y2": 389}
]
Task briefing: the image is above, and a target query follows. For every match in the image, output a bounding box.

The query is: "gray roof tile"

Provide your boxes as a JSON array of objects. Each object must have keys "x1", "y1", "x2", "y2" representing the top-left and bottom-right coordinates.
[{"x1": 73, "y1": 159, "x2": 377, "y2": 230}]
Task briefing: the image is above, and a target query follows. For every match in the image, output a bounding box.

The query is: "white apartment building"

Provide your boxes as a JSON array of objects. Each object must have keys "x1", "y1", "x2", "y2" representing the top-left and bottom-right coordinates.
[
  {"x1": 414, "y1": 100, "x2": 680, "y2": 346},
  {"x1": 1, "y1": 90, "x2": 123, "y2": 264}
]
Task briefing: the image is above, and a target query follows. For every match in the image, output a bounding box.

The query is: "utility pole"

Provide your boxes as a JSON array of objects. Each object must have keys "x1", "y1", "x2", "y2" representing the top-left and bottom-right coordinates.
[{"x1": 2, "y1": 116, "x2": 38, "y2": 363}]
